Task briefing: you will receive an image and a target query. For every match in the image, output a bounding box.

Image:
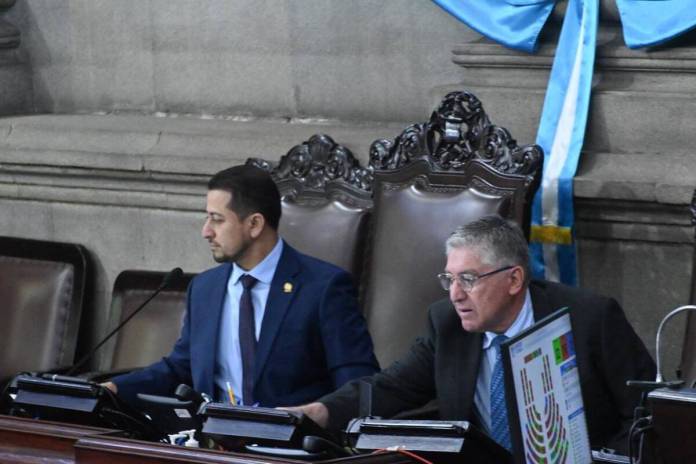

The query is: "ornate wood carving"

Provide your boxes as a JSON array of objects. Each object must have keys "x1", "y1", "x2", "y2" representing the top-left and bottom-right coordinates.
[
  {"x1": 368, "y1": 90, "x2": 542, "y2": 176},
  {"x1": 248, "y1": 134, "x2": 373, "y2": 193}
]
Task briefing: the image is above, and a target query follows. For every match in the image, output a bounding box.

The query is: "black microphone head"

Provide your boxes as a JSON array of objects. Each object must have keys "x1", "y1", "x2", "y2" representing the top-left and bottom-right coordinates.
[
  {"x1": 175, "y1": 383, "x2": 195, "y2": 402},
  {"x1": 161, "y1": 267, "x2": 184, "y2": 288}
]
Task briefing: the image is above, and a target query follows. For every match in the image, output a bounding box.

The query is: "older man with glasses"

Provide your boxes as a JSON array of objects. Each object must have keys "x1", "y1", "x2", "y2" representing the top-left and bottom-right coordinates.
[{"x1": 290, "y1": 215, "x2": 655, "y2": 454}]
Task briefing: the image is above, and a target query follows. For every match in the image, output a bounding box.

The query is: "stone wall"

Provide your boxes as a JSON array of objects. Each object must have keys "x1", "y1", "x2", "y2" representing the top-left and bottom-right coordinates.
[{"x1": 6, "y1": 0, "x2": 477, "y2": 121}]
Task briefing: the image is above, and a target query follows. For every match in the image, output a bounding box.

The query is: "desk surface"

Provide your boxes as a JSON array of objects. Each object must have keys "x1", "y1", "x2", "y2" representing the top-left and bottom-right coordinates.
[
  {"x1": 0, "y1": 415, "x2": 414, "y2": 464},
  {"x1": 0, "y1": 414, "x2": 118, "y2": 463}
]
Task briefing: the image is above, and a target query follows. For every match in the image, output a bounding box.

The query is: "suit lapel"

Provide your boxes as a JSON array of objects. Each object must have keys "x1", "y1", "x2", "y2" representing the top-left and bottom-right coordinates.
[
  {"x1": 529, "y1": 281, "x2": 555, "y2": 321},
  {"x1": 198, "y1": 263, "x2": 233, "y2": 396},
  {"x1": 456, "y1": 330, "x2": 483, "y2": 419},
  {"x1": 254, "y1": 244, "x2": 300, "y2": 384},
  {"x1": 438, "y1": 306, "x2": 483, "y2": 420}
]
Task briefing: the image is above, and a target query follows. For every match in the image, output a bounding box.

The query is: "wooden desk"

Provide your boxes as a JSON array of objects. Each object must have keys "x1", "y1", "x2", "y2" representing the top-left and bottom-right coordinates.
[
  {"x1": 74, "y1": 436, "x2": 415, "y2": 464},
  {"x1": 0, "y1": 415, "x2": 414, "y2": 464},
  {"x1": 0, "y1": 415, "x2": 118, "y2": 463}
]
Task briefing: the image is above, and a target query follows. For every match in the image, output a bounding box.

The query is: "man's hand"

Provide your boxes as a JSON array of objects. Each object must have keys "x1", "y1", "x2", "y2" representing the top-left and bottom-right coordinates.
[
  {"x1": 101, "y1": 381, "x2": 118, "y2": 394},
  {"x1": 280, "y1": 402, "x2": 329, "y2": 428}
]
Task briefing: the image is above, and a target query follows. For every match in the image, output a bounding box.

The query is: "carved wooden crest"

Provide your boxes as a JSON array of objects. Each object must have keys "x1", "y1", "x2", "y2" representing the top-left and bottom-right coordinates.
[
  {"x1": 368, "y1": 90, "x2": 543, "y2": 176},
  {"x1": 246, "y1": 134, "x2": 373, "y2": 207}
]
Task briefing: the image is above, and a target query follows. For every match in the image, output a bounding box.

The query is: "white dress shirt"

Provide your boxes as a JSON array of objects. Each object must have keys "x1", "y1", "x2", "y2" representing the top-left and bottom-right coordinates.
[
  {"x1": 214, "y1": 238, "x2": 283, "y2": 405},
  {"x1": 473, "y1": 289, "x2": 534, "y2": 434}
]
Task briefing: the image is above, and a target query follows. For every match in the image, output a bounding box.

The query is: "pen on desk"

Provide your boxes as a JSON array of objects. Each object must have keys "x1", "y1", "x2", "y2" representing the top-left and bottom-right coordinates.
[{"x1": 226, "y1": 381, "x2": 237, "y2": 405}]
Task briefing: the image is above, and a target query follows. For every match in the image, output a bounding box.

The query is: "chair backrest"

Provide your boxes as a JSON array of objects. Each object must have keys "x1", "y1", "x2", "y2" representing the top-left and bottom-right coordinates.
[
  {"x1": 363, "y1": 91, "x2": 543, "y2": 366},
  {"x1": 0, "y1": 237, "x2": 90, "y2": 382},
  {"x1": 100, "y1": 270, "x2": 195, "y2": 371},
  {"x1": 248, "y1": 134, "x2": 373, "y2": 285},
  {"x1": 679, "y1": 191, "x2": 696, "y2": 387}
]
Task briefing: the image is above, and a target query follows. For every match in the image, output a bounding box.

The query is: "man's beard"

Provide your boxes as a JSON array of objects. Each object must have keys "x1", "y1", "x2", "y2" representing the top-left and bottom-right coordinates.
[{"x1": 211, "y1": 240, "x2": 250, "y2": 265}]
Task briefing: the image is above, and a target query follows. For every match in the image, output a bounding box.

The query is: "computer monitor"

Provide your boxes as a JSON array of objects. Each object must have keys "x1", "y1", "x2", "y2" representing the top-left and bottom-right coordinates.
[
  {"x1": 136, "y1": 393, "x2": 202, "y2": 437},
  {"x1": 501, "y1": 307, "x2": 593, "y2": 464}
]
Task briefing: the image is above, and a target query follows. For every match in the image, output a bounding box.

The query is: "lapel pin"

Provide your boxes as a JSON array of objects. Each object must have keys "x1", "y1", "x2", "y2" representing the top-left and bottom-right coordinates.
[{"x1": 283, "y1": 282, "x2": 293, "y2": 293}]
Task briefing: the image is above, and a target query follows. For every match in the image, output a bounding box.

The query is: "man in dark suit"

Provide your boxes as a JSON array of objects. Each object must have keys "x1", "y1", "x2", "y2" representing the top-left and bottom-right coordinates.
[
  {"x1": 294, "y1": 215, "x2": 654, "y2": 453},
  {"x1": 105, "y1": 165, "x2": 378, "y2": 407}
]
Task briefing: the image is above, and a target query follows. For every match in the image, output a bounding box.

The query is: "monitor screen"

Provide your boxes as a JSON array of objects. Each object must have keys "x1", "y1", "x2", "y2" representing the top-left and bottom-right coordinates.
[
  {"x1": 501, "y1": 308, "x2": 592, "y2": 464},
  {"x1": 136, "y1": 393, "x2": 201, "y2": 437}
]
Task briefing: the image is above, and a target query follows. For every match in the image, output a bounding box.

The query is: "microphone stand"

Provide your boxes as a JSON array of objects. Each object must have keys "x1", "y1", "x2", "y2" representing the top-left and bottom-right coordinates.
[
  {"x1": 67, "y1": 267, "x2": 183, "y2": 376},
  {"x1": 627, "y1": 304, "x2": 696, "y2": 391},
  {"x1": 654, "y1": 305, "x2": 696, "y2": 385}
]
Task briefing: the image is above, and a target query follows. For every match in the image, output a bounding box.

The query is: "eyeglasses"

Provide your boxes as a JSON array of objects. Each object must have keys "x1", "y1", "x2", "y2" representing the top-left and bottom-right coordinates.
[{"x1": 436, "y1": 265, "x2": 514, "y2": 292}]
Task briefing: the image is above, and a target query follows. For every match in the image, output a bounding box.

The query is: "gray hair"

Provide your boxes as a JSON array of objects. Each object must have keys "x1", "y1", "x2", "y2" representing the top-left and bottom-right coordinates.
[{"x1": 445, "y1": 215, "x2": 530, "y2": 284}]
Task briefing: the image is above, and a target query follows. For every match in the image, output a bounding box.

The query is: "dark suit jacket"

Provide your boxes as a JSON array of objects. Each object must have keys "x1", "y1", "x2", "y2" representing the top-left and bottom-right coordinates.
[
  {"x1": 113, "y1": 243, "x2": 379, "y2": 407},
  {"x1": 321, "y1": 280, "x2": 655, "y2": 452}
]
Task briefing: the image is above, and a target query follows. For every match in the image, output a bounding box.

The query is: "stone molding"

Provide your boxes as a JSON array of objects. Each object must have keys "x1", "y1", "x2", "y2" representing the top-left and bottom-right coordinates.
[{"x1": 0, "y1": 114, "x2": 405, "y2": 211}]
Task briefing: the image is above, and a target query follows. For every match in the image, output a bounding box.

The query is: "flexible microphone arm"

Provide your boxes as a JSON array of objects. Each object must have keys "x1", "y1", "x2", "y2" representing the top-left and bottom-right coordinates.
[
  {"x1": 66, "y1": 267, "x2": 184, "y2": 376},
  {"x1": 655, "y1": 304, "x2": 696, "y2": 384}
]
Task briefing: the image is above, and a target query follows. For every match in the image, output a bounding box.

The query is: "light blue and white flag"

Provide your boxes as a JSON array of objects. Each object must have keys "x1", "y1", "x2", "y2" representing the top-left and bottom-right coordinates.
[
  {"x1": 432, "y1": 0, "x2": 555, "y2": 52},
  {"x1": 617, "y1": 0, "x2": 696, "y2": 49},
  {"x1": 530, "y1": 0, "x2": 597, "y2": 284}
]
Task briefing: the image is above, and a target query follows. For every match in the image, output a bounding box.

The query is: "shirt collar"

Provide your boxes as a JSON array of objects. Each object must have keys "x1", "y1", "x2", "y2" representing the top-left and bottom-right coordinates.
[
  {"x1": 482, "y1": 289, "x2": 534, "y2": 350},
  {"x1": 230, "y1": 238, "x2": 284, "y2": 286}
]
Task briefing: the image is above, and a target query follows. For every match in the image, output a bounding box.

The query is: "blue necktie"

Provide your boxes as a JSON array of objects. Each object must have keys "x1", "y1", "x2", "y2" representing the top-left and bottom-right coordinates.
[
  {"x1": 239, "y1": 274, "x2": 258, "y2": 406},
  {"x1": 490, "y1": 334, "x2": 512, "y2": 451}
]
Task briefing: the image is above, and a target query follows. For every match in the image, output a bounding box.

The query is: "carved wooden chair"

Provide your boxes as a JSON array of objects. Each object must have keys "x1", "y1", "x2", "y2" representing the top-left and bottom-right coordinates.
[
  {"x1": 0, "y1": 237, "x2": 91, "y2": 384},
  {"x1": 364, "y1": 90, "x2": 543, "y2": 368},
  {"x1": 248, "y1": 134, "x2": 373, "y2": 285}
]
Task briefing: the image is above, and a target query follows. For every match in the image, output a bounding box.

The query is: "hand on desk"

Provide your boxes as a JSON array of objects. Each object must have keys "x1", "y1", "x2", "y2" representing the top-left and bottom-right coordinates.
[
  {"x1": 101, "y1": 381, "x2": 118, "y2": 394},
  {"x1": 279, "y1": 402, "x2": 329, "y2": 428}
]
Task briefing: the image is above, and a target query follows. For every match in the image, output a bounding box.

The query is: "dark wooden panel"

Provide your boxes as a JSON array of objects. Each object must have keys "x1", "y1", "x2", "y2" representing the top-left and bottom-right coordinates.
[
  {"x1": 0, "y1": 414, "x2": 116, "y2": 464},
  {"x1": 74, "y1": 435, "x2": 416, "y2": 464}
]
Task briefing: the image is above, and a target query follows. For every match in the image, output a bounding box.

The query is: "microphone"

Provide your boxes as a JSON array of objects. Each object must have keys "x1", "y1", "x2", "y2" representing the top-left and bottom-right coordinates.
[
  {"x1": 175, "y1": 383, "x2": 211, "y2": 414},
  {"x1": 66, "y1": 267, "x2": 184, "y2": 376},
  {"x1": 627, "y1": 304, "x2": 696, "y2": 391}
]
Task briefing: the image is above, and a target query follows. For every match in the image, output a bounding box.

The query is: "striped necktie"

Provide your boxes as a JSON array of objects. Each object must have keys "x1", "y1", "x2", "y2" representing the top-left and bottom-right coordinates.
[{"x1": 490, "y1": 334, "x2": 512, "y2": 451}]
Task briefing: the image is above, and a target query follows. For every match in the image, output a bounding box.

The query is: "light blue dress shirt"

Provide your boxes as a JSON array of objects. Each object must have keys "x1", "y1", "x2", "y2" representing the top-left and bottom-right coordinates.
[
  {"x1": 473, "y1": 289, "x2": 534, "y2": 435},
  {"x1": 214, "y1": 238, "x2": 283, "y2": 405}
]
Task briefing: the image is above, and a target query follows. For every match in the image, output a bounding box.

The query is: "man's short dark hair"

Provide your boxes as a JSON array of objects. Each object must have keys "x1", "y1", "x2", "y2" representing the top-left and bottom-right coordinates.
[{"x1": 208, "y1": 165, "x2": 282, "y2": 230}]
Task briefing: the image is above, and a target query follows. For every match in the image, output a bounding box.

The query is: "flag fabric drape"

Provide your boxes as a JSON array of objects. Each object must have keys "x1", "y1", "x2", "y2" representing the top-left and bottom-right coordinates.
[
  {"x1": 617, "y1": 0, "x2": 696, "y2": 49},
  {"x1": 530, "y1": 0, "x2": 597, "y2": 284},
  {"x1": 432, "y1": 0, "x2": 555, "y2": 52}
]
